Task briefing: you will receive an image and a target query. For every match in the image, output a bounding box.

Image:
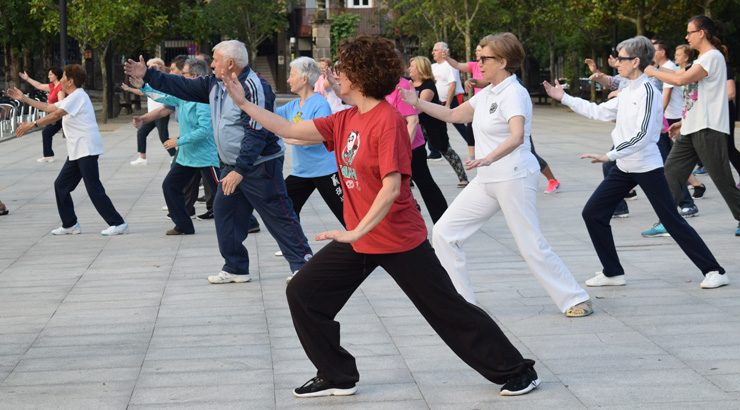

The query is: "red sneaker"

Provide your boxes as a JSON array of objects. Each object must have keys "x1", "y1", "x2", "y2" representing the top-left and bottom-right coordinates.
[{"x1": 544, "y1": 179, "x2": 560, "y2": 194}]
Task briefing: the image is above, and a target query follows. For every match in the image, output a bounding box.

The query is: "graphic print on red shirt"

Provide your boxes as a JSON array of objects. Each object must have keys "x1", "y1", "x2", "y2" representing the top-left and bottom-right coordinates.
[{"x1": 313, "y1": 101, "x2": 428, "y2": 254}]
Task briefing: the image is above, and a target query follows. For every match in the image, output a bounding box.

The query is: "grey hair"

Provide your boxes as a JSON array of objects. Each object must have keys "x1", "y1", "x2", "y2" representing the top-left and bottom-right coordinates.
[
  {"x1": 212, "y1": 40, "x2": 249, "y2": 68},
  {"x1": 146, "y1": 58, "x2": 165, "y2": 67},
  {"x1": 434, "y1": 41, "x2": 449, "y2": 51},
  {"x1": 617, "y1": 36, "x2": 655, "y2": 71},
  {"x1": 185, "y1": 58, "x2": 209, "y2": 77},
  {"x1": 289, "y1": 57, "x2": 321, "y2": 87}
]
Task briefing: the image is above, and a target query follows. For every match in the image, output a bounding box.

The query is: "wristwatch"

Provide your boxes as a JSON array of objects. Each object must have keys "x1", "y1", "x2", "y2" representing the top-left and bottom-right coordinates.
[{"x1": 33, "y1": 121, "x2": 39, "y2": 128}]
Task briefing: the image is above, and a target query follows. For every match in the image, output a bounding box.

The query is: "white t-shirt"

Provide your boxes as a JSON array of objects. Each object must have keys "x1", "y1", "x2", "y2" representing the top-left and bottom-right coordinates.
[
  {"x1": 54, "y1": 88, "x2": 104, "y2": 160},
  {"x1": 432, "y1": 61, "x2": 457, "y2": 103},
  {"x1": 661, "y1": 60, "x2": 683, "y2": 120},
  {"x1": 681, "y1": 49, "x2": 729, "y2": 135},
  {"x1": 452, "y1": 68, "x2": 465, "y2": 95},
  {"x1": 468, "y1": 75, "x2": 539, "y2": 182}
]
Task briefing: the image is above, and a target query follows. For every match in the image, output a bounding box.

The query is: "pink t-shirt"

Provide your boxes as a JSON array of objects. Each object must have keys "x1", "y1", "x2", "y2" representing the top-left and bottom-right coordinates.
[
  {"x1": 468, "y1": 61, "x2": 483, "y2": 94},
  {"x1": 384, "y1": 77, "x2": 425, "y2": 149}
]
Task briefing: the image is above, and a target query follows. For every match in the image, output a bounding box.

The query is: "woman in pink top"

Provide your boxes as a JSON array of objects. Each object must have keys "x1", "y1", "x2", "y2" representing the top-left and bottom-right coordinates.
[
  {"x1": 385, "y1": 55, "x2": 448, "y2": 222},
  {"x1": 19, "y1": 67, "x2": 66, "y2": 162}
]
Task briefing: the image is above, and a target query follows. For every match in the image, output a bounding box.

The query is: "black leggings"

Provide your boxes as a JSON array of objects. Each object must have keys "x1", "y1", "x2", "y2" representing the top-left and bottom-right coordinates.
[
  {"x1": 411, "y1": 146, "x2": 447, "y2": 222},
  {"x1": 285, "y1": 173, "x2": 345, "y2": 226},
  {"x1": 137, "y1": 115, "x2": 174, "y2": 156},
  {"x1": 529, "y1": 136, "x2": 548, "y2": 171},
  {"x1": 42, "y1": 120, "x2": 63, "y2": 157}
]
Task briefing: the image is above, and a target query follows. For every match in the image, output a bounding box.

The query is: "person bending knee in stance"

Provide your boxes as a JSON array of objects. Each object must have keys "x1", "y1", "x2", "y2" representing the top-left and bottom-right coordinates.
[
  {"x1": 222, "y1": 34, "x2": 541, "y2": 398},
  {"x1": 543, "y1": 35, "x2": 727, "y2": 289}
]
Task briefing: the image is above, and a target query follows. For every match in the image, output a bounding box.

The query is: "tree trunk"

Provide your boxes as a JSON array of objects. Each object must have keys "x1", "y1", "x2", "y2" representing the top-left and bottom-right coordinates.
[
  {"x1": 98, "y1": 46, "x2": 109, "y2": 124},
  {"x1": 549, "y1": 44, "x2": 557, "y2": 106},
  {"x1": 9, "y1": 47, "x2": 22, "y2": 89}
]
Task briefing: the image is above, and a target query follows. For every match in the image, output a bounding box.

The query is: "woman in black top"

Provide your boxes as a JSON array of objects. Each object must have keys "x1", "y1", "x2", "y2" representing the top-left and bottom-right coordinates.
[{"x1": 410, "y1": 56, "x2": 469, "y2": 187}]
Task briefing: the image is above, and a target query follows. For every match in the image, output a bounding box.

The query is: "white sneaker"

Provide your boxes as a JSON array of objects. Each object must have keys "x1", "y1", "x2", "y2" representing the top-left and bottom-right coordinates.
[
  {"x1": 274, "y1": 250, "x2": 283, "y2": 257},
  {"x1": 51, "y1": 222, "x2": 81, "y2": 235},
  {"x1": 101, "y1": 222, "x2": 128, "y2": 236},
  {"x1": 207, "y1": 270, "x2": 251, "y2": 284},
  {"x1": 700, "y1": 271, "x2": 729, "y2": 289},
  {"x1": 585, "y1": 272, "x2": 626, "y2": 287},
  {"x1": 286, "y1": 270, "x2": 299, "y2": 284},
  {"x1": 161, "y1": 205, "x2": 169, "y2": 211},
  {"x1": 36, "y1": 156, "x2": 55, "y2": 163},
  {"x1": 130, "y1": 157, "x2": 147, "y2": 166}
]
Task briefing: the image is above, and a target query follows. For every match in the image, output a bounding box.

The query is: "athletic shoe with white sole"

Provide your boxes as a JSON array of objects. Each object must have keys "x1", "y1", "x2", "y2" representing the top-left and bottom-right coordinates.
[
  {"x1": 101, "y1": 222, "x2": 128, "y2": 236},
  {"x1": 585, "y1": 272, "x2": 626, "y2": 287},
  {"x1": 500, "y1": 367, "x2": 540, "y2": 396},
  {"x1": 51, "y1": 222, "x2": 81, "y2": 235},
  {"x1": 293, "y1": 376, "x2": 357, "y2": 398},
  {"x1": 130, "y1": 157, "x2": 147, "y2": 166},
  {"x1": 207, "y1": 270, "x2": 250, "y2": 284},
  {"x1": 700, "y1": 271, "x2": 729, "y2": 289}
]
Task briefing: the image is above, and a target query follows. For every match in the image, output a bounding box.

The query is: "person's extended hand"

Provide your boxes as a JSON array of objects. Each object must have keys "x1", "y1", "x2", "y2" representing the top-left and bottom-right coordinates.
[
  {"x1": 129, "y1": 76, "x2": 144, "y2": 89},
  {"x1": 542, "y1": 80, "x2": 565, "y2": 101},
  {"x1": 222, "y1": 72, "x2": 247, "y2": 107},
  {"x1": 121, "y1": 83, "x2": 133, "y2": 92},
  {"x1": 607, "y1": 55, "x2": 618, "y2": 68},
  {"x1": 19, "y1": 71, "x2": 29, "y2": 81},
  {"x1": 315, "y1": 229, "x2": 362, "y2": 243},
  {"x1": 5, "y1": 87, "x2": 24, "y2": 101},
  {"x1": 580, "y1": 153, "x2": 609, "y2": 163},
  {"x1": 668, "y1": 121, "x2": 682, "y2": 139},
  {"x1": 124, "y1": 55, "x2": 147, "y2": 79},
  {"x1": 584, "y1": 58, "x2": 600, "y2": 74},
  {"x1": 464, "y1": 156, "x2": 493, "y2": 170},
  {"x1": 15, "y1": 122, "x2": 34, "y2": 137},
  {"x1": 163, "y1": 138, "x2": 178, "y2": 150},
  {"x1": 132, "y1": 116, "x2": 144, "y2": 129},
  {"x1": 644, "y1": 65, "x2": 657, "y2": 77},
  {"x1": 607, "y1": 89, "x2": 620, "y2": 99},
  {"x1": 398, "y1": 87, "x2": 418, "y2": 107},
  {"x1": 220, "y1": 170, "x2": 243, "y2": 196}
]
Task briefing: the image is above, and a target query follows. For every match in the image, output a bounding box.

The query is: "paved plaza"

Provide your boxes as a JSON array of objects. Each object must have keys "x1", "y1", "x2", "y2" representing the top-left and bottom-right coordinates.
[{"x1": 1, "y1": 104, "x2": 739, "y2": 409}]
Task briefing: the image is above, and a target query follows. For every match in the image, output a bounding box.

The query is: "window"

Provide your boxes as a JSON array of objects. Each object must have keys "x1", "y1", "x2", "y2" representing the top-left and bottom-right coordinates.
[{"x1": 347, "y1": 0, "x2": 371, "y2": 8}]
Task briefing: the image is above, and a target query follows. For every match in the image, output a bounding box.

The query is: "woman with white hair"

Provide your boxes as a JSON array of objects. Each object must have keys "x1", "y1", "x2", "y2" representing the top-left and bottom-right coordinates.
[
  {"x1": 543, "y1": 35, "x2": 726, "y2": 289},
  {"x1": 274, "y1": 57, "x2": 345, "y2": 279}
]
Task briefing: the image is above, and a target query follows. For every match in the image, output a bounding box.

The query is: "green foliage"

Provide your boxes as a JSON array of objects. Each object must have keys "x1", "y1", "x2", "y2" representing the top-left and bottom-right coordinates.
[
  {"x1": 330, "y1": 13, "x2": 361, "y2": 60},
  {"x1": 203, "y1": 0, "x2": 289, "y2": 58}
]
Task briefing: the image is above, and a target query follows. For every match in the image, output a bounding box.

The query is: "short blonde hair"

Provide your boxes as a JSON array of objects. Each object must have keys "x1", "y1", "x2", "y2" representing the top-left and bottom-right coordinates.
[
  {"x1": 479, "y1": 33, "x2": 524, "y2": 74},
  {"x1": 409, "y1": 56, "x2": 434, "y2": 81}
]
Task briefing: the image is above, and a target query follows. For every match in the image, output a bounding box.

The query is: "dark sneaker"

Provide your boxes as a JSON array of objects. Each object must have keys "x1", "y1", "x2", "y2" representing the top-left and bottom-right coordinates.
[
  {"x1": 293, "y1": 376, "x2": 357, "y2": 398},
  {"x1": 248, "y1": 223, "x2": 261, "y2": 234},
  {"x1": 612, "y1": 209, "x2": 629, "y2": 219},
  {"x1": 427, "y1": 153, "x2": 442, "y2": 161},
  {"x1": 692, "y1": 184, "x2": 706, "y2": 199},
  {"x1": 500, "y1": 367, "x2": 540, "y2": 396},
  {"x1": 196, "y1": 210, "x2": 213, "y2": 220},
  {"x1": 680, "y1": 205, "x2": 699, "y2": 218},
  {"x1": 197, "y1": 195, "x2": 207, "y2": 203},
  {"x1": 624, "y1": 190, "x2": 637, "y2": 200}
]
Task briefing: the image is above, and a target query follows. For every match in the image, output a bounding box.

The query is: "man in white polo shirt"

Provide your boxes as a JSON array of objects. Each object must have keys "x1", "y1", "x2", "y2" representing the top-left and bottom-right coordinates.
[
  {"x1": 432, "y1": 42, "x2": 473, "y2": 159},
  {"x1": 10, "y1": 64, "x2": 128, "y2": 236}
]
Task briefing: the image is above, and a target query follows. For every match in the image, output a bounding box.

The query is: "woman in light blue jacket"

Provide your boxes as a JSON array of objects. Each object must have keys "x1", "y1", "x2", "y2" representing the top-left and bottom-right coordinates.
[{"x1": 135, "y1": 58, "x2": 219, "y2": 235}]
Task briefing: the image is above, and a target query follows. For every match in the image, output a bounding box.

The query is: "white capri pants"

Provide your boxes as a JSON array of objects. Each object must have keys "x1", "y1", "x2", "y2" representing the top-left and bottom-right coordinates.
[{"x1": 432, "y1": 172, "x2": 589, "y2": 313}]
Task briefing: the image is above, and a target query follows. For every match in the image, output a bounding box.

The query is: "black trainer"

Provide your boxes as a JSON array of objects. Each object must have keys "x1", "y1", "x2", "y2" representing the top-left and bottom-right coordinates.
[
  {"x1": 624, "y1": 190, "x2": 638, "y2": 200},
  {"x1": 293, "y1": 376, "x2": 357, "y2": 398},
  {"x1": 500, "y1": 367, "x2": 540, "y2": 396},
  {"x1": 196, "y1": 210, "x2": 214, "y2": 220},
  {"x1": 692, "y1": 184, "x2": 706, "y2": 199}
]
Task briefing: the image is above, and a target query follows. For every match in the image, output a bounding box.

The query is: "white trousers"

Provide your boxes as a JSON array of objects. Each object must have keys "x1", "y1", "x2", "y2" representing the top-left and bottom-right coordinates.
[{"x1": 432, "y1": 173, "x2": 589, "y2": 313}]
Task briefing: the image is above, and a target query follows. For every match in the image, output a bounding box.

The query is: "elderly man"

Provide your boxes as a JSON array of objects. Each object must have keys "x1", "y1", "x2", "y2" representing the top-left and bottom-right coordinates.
[
  {"x1": 431, "y1": 42, "x2": 473, "y2": 159},
  {"x1": 125, "y1": 40, "x2": 312, "y2": 283}
]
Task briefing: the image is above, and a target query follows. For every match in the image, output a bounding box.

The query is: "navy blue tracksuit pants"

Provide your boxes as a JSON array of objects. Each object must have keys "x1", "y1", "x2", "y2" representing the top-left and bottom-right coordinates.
[
  {"x1": 55, "y1": 155, "x2": 124, "y2": 228},
  {"x1": 214, "y1": 157, "x2": 312, "y2": 275},
  {"x1": 163, "y1": 163, "x2": 218, "y2": 234},
  {"x1": 582, "y1": 166, "x2": 724, "y2": 278}
]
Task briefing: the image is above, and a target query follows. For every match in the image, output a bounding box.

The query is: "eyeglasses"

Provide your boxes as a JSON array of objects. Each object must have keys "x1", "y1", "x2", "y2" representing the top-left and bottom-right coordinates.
[
  {"x1": 615, "y1": 56, "x2": 638, "y2": 62},
  {"x1": 686, "y1": 29, "x2": 701, "y2": 36},
  {"x1": 477, "y1": 55, "x2": 499, "y2": 64}
]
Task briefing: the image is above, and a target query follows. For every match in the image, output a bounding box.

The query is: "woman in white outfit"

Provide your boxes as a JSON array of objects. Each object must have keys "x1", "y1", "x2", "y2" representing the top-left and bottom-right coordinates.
[{"x1": 400, "y1": 33, "x2": 592, "y2": 317}]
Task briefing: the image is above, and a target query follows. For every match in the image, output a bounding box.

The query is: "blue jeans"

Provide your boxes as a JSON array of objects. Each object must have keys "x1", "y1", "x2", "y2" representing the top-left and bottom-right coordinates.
[{"x1": 214, "y1": 158, "x2": 312, "y2": 275}]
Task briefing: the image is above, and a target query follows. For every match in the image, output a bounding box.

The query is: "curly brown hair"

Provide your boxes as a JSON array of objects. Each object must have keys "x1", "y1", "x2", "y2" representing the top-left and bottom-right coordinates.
[{"x1": 338, "y1": 35, "x2": 402, "y2": 100}]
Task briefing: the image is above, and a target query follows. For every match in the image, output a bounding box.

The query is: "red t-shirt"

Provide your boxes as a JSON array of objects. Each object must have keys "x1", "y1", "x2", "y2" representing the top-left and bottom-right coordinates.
[
  {"x1": 313, "y1": 101, "x2": 428, "y2": 254},
  {"x1": 48, "y1": 82, "x2": 63, "y2": 104}
]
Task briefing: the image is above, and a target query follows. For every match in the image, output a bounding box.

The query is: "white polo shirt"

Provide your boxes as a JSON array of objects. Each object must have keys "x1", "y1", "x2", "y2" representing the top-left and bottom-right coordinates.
[
  {"x1": 432, "y1": 60, "x2": 457, "y2": 103},
  {"x1": 661, "y1": 60, "x2": 683, "y2": 120},
  {"x1": 681, "y1": 49, "x2": 729, "y2": 135},
  {"x1": 468, "y1": 74, "x2": 539, "y2": 182},
  {"x1": 54, "y1": 88, "x2": 104, "y2": 160}
]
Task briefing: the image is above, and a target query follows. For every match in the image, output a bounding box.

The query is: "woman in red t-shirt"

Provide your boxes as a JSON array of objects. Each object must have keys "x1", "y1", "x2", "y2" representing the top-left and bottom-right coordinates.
[
  {"x1": 20, "y1": 67, "x2": 66, "y2": 162},
  {"x1": 221, "y1": 35, "x2": 539, "y2": 399}
]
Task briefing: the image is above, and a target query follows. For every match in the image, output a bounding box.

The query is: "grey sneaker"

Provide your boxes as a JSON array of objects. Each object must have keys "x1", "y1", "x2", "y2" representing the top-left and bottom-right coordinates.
[{"x1": 680, "y1": 205, "x2": 699, "y2": 217}]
